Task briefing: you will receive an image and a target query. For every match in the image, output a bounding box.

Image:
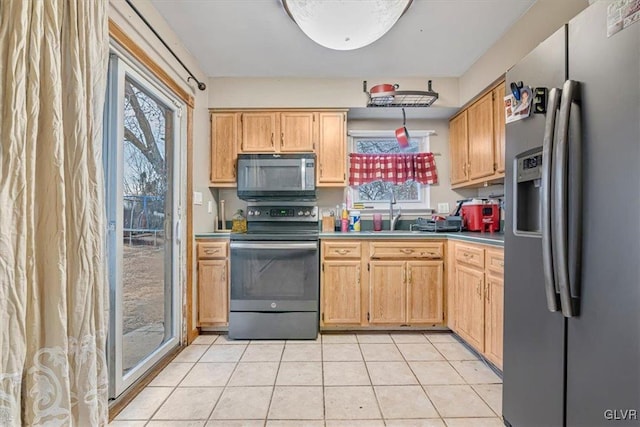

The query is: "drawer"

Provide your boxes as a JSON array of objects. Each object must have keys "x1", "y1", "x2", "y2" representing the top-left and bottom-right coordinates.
[
  {"x1": 197, "y1": 241, "x2": 228, "y2": 259},
  {"x1": 486, "y1": 249, "x2": 504, "y2": 275},
  {"x1": 322, "y1": 241, "x2": 362, "y2": 259},
  {"x1": 455, "y1": 243, "x2": 485, "y2": 269},
  {"x1": 370, "y1": 242, "x2": 444, "y2": 259}
]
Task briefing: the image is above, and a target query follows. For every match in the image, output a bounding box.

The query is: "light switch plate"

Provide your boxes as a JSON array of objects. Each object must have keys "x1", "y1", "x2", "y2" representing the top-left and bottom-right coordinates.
[
  {"x1": 207, "y1": 201, "x2": 213, "y2": 214},
  {"x1": 437, "y1": 203, "x2": 450, "y2": 214},
  {"x1": 193, "y1": 191, "x2": 203, "y2": 205}
]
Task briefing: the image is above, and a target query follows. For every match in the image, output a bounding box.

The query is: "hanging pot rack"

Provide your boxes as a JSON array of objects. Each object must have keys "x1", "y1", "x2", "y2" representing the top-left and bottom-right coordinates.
[{"x1": 363, "y1": 80, "x2": 439, "y2": 107}]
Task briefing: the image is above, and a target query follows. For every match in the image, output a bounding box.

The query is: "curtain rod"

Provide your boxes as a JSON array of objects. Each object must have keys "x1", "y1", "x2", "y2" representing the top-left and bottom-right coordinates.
[{"x1": 125, "y1": 0, "x2": 206, "y2": 91}]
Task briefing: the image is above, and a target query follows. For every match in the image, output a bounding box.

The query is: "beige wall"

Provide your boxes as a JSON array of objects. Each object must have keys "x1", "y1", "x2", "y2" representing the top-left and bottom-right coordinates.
[
  {"x1": 209, "y1": 77, "x2": 460, "y2": 110},
  {"x1": 459, "y1": 0, "x2": 589, "y2": 104}
]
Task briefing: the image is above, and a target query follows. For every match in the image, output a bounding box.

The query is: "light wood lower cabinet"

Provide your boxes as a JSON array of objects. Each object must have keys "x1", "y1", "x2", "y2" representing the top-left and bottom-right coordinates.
[
  {"x1": 450, "y1": 242, "x2": 504, "y2": 368},
  {"x1": 484, "y1": 273, "x2": 504, "y2": 367},
  {"x1": 320, "y1": 239, "x2": 445, "y2": 328},
  {"x1": 408, "y1": 260, "x2": 445, "y2": 324},
  {"x1": 197, "y1": 240, "x2": 229, "y2": 326},
  {"x1": 321, "y1": 260, "x2": 362, "y2": 326},
  {"x1": 455, "y1": 264, "x2": 485, "y2": 351},
  {"x1": 369, "y1": 261, "x2": 406, "y2": 324}
]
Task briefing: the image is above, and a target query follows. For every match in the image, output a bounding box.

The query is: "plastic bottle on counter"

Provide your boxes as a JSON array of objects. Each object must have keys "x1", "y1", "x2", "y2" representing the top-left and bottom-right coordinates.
[{"x1": 349, "y1": 210, "x2": 361, "y2": 232}]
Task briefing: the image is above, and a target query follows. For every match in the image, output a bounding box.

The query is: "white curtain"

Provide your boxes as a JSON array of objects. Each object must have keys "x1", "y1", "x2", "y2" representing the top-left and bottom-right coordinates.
[{"x1": 0, "y1": 0, "x2": 109, "y2": 425}]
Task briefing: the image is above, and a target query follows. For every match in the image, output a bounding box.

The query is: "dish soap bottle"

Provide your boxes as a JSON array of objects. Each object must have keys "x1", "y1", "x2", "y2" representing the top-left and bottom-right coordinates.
[{"x1": 231, "y1": 209, "x2": 247, "y2": 233}]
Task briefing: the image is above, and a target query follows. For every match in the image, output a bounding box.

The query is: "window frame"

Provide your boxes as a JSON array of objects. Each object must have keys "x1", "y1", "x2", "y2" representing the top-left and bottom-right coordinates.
[{"x1": 347, "y1": 130, "x2": 435, "y2": 212}]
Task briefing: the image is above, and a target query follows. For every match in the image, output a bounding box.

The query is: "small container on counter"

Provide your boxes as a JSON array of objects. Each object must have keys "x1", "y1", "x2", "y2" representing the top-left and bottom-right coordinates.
[
  {"x1": 341, "y1": 218, "x2": 349, "y2": 232},
  {"x1": 349, "y1": 210, "x2": 361, "y2": 232},
  {"x1": 231, "y1": 209, "x2": 247, "y2": 233},
  {"x1": 373, "y1": 213, "x2": 383, "y2": 231}
]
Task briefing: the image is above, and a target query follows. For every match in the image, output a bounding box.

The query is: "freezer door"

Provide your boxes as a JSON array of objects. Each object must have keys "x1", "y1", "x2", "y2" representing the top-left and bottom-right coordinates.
[
  {"x1": 566, "y1": 3, "x2": 640, "y2": 426},
  {"x1": 503, "y1": 26, "x2": 567, "y2": 427}
]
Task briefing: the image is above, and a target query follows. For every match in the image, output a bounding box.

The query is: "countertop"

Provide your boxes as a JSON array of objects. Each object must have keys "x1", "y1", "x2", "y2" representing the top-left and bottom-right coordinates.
[{"x1": 195, "y1": 230, "x2": 504, "y2": 247}]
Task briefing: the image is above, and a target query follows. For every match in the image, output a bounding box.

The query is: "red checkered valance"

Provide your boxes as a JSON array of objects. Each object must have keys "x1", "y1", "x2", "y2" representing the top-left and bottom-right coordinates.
[{"x1": 348, "y1": 153, "x2": 438, "y2": 186}]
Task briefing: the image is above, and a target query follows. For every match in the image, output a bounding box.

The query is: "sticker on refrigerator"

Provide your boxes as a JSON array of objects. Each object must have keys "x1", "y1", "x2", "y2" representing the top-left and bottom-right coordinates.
[
  {"x1": 608, "y1": 0, "x2": 640, "y2": 37},
  {"x1": 505, "y1": 86, "x2": 532, "y2": 124}
]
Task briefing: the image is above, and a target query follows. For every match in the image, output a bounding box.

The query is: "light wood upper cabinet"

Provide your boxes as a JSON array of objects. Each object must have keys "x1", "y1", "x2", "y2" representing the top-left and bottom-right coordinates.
[
  {"x1": 317, "y1": 111, "x2": 347, "y2": 186},
  {"x1": 467, "y1": 92, "x2": 495, "y2": 180},
  {"x1": 210, "y1": 112, "x2": 239, "y2": 186},
  {"x1": 210, "y1": 109, "x2": 346, "y2": 187},
  {"x1": 449, "y1": 110, "x2": 468, "y2": 185},
  {"x1": 369, "y1": 261, "x2": 406, "y2": 324},
  {"x1": 321, "y1": 260, "x2": 361, "y2": 326},
  {"x1": 493, "y1": 83, "x2": 506, "y2": 174},
  {"x1": 241, "y1": 112, "x2": 278, "y2": 152},
  {"x1": 280, "y1": 111, "x2": 316, "y2": 152},
  {"x1": 485, "y1": 273, "x2": 504, "y2": 368},
  {"x1": 449, "y1": 80, "x2": 506, "y2": 188},
  {"x1": 407, "y1": 260, "x2": 444, "y2": 324}
]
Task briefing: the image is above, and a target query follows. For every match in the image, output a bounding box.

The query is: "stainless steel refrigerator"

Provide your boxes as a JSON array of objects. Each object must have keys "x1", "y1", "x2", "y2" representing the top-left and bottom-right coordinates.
[{"x1": 503, "y1": 2, "x2": 640, "y2": 426}]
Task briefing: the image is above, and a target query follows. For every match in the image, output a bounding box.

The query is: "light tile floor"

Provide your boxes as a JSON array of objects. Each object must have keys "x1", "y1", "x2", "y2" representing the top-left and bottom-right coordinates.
[{"x1": 111, "y1": 332, "x2": 502, "y2": 427}]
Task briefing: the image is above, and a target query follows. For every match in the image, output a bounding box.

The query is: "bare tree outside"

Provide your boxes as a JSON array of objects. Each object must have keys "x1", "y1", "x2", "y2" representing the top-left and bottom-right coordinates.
[{"x1": 354, "y1": 138, "x2": 420, "y2": 202}]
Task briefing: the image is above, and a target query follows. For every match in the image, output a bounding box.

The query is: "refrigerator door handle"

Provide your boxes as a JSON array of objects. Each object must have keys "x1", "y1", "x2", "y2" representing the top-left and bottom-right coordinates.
[
  {"x1": 541, "y1": 87, "x2": 562, "y2": 312},
  {"x1": 554, "y1": 79, "x2": 582, "y2": 317}
]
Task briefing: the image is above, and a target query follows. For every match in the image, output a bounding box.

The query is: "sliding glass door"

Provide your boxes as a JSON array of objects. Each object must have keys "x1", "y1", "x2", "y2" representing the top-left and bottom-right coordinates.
[{"x1": 104, "y1": 55, "x2": 183, "y2": 398}]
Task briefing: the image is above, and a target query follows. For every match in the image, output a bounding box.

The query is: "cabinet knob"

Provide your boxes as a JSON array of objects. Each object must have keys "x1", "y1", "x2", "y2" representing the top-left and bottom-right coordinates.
[{"x1": 400, "y1": 248, "x2": 415, "y2": 254}]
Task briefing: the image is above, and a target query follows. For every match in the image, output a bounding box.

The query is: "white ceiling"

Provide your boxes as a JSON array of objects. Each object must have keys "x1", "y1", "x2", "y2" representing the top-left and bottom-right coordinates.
[{"x1": 150, "y1": 0, "x2": 536, "y2": 79}]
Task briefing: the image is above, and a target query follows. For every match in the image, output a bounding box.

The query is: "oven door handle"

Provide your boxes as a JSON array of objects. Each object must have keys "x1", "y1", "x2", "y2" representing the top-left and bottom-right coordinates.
[{"x1": 230, "y1": 242, "x2": 318, "y2": 250}]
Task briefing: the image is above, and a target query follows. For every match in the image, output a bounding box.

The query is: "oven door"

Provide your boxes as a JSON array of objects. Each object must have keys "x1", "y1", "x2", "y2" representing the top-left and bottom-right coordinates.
[
  {"x1": 237, "y1": 154, "x2": 316, "y2": 200},
  {"x1": 230, "y1": 240, "x2": 319, "y2": 311}
]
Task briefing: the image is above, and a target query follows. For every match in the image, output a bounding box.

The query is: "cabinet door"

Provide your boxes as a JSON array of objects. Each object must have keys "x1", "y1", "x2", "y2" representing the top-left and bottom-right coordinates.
[
  {"x1": 455, "y1": 264, "x2": 485, "y2": 351},
  {"x1": 198, "y1": 259, "x2": 228, "y2": 325},
  {"x1": 280, "y1": 112, "x2": 315, "y2": 152},
  {"x1": 467, "y1": 92, "x2": 495, "y2": 180},
  {"x1": 484, "y1": 274, "x2": 504, "y2": 368},
  {"x1": 449, "y1": 111, "x2": 468, "y2": 185},
  {"x1": 241, "y1": 112, "x2": 278, "y2": 152},
  {"x1": 493, "y1": 83, "x2": 506, "y2": 174},
  {"x1": 210, "y1": 112, "x2": 238, "y2": 185},
  {"x1": 317, "y1": 111, "x2": 347, "y2": 186},
  {"x1": 321, "y1": 260, "x2": 361, "y2": 326},
  {"x1": 369, "y1": 261, "x2": 406, "y2": 324},
  {"x1": 407, "y1": 260, "x2": 444, "y2": 324}
]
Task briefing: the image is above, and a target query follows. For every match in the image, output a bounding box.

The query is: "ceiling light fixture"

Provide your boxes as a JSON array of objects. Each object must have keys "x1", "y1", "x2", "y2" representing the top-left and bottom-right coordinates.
[{"x1": 282, "y1": 0, "x2": 413, "y2": 51}]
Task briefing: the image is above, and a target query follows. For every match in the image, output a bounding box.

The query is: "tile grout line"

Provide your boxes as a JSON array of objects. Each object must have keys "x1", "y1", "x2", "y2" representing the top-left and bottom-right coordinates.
[
  {"x1": 141, "y1": 340, "x2": 215, "y2": 424},
  {"x1": 262, "y1": 340, "x2": 284, "y2": 425},
  {"x1": 204, "y1": 336, "x2": 249, "y2": 422}
]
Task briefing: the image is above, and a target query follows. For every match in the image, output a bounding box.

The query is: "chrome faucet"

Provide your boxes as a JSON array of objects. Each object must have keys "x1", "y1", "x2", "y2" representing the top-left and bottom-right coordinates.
[{"x1": 389, "y1": 192, "x2": 402, "y2": 231}]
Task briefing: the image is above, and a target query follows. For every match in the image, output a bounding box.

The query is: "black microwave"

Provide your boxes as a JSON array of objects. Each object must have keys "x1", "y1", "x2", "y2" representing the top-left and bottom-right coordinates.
[{"x1": 237, "y1": 153, "x2": 316, "y2": 201}]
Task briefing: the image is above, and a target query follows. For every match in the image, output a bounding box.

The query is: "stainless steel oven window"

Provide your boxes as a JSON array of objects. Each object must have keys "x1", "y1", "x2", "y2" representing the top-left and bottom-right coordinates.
[{"x1": 230, "y1": 242, "x2": 319, "y2": 301}]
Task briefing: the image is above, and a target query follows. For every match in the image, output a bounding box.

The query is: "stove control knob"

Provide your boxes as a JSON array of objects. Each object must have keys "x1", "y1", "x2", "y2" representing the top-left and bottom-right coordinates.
[
  {"x1": 248, "y1": 210, "x2": 254, "y2": 216},
  {"x1": 304, "y1": 211, "x2": 310, "y2": 216},
  {"x1": 311, "y1": 211, "x2": 316, "y2": 217},
  {"x1": 298, "y1": 211, "x2": 304, "y2": 216},
  {"x1": 255, "y1": 211, "x2": 261, "y2": 216}
]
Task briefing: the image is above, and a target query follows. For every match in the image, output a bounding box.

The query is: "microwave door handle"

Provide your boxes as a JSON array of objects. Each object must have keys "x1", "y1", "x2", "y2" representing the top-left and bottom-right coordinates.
[
  {"x1": 554, "y1": 79, "x2": 581, "y2": 318},
  {"x1": 301, "y1": 158, "x2": 306, "y2": 190},
  {"x1": 541, "y1": 87, "x2": 561, "y2": 313}
]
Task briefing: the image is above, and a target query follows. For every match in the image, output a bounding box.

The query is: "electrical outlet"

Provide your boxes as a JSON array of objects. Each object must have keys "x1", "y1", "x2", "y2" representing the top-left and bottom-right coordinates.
[
  {"x1": 207, "y1": 201, "x2": 213, "y2": 214},
  {"x1": 437, "y1": 203, "x2": 450, "y2": 214},
  {"x1": 193, "y1": 191, "x2": 203, "y2": 205}
]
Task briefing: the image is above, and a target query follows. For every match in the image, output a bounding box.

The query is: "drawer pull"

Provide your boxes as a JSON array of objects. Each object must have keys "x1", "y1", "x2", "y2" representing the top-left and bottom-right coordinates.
[
  {"x1": 499, "y1": 261, "x2": 504, "y2": 267},
  {"x1": 205, "y1": 248, "x2": 220, "y2": 254},
  {"x1": 337, "y1": 249, "x2": 350, "y2": 255},
  {"x1": 400, "y1": 248, "x2": 415, "y2": 254}
]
